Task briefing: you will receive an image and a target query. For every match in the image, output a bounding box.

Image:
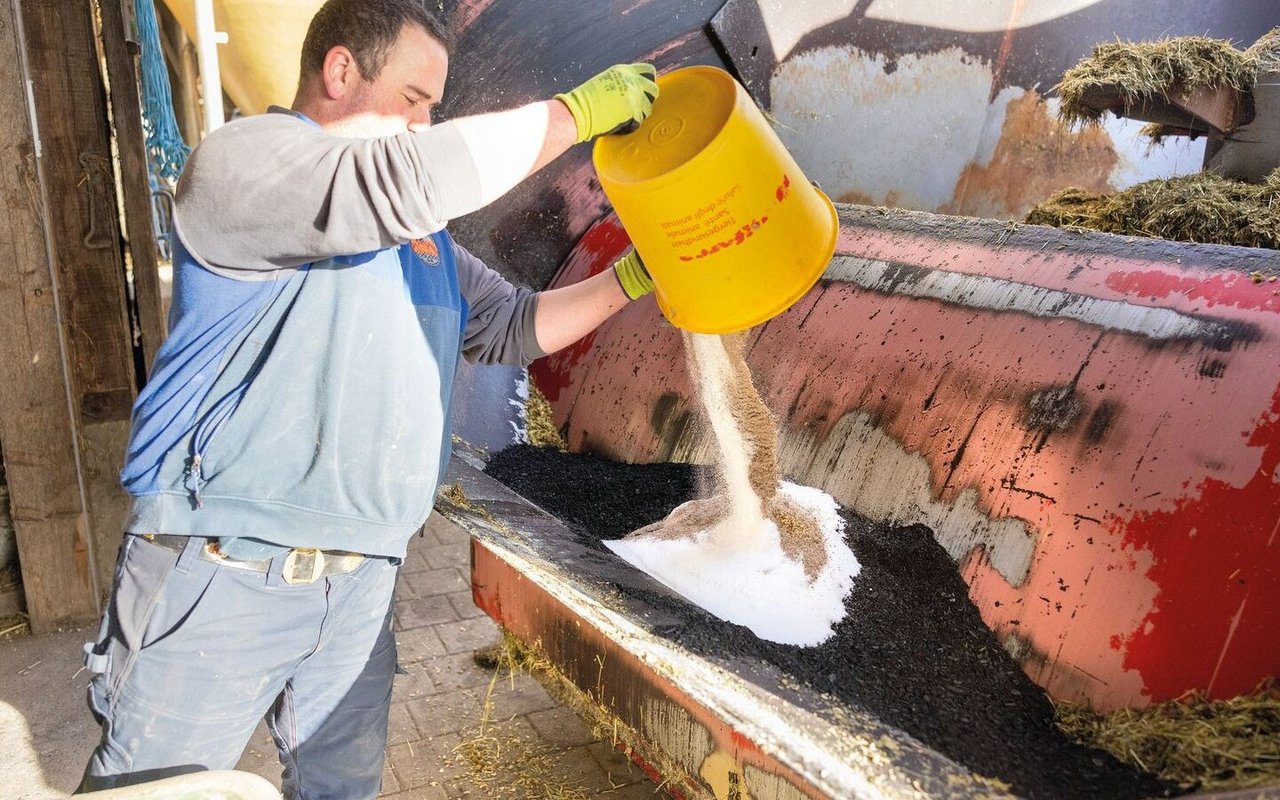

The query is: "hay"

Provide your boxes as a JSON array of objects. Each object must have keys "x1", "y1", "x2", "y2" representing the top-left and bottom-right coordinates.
[
  {"x1": 1246, "y1": 27, "x2": 1280, "y2": 73},
  {"x1": 1057, "y1": 37, "x2": 1256, "y2": 126},
  {"x1": 479, "y1": 632, "x2": 697, "y2": 795},
  {"x1": 439, "y1": 482, "x2": 475, "y2": 510},
  {"x1": 1138, "y1": 121, "x2": 1175, "y2": 143},
  {"x1": 1054, "y1": 682, "x2": 1280, "y2": 791},
  {"x1": 524, "y1": 383, "x2": 566, "y2": 451},
  {"x1": 0, "y1": 612, "x2": 29, "y2": 641},
  {"x1": 436, "y1": 481, "x2": 511, "y2": 535},
  {"x1": 450, "y1": 632, "x2": 592, "y2": 800},
  {"x1": 1025, "y1": 168, "x2": 1280, "y2": 248}
]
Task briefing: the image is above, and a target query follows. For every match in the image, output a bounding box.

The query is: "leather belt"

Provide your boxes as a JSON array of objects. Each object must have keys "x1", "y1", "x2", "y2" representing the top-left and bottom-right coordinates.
[{"x1": 139, "y1": 534, "x2": 367, "y2": 585}]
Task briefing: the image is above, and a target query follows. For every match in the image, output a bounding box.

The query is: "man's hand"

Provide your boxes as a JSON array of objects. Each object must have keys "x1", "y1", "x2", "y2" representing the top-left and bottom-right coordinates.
[
  {"x1": 555, "y1": 64, "x2": 659, "y2": 143},
  {"x1": 612, "y1": 249, "x2": 654, "y2": 300}
]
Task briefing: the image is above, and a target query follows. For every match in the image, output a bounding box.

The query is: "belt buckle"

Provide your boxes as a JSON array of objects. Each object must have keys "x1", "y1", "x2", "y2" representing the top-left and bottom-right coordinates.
[{"x1": 283, "y1": 548, "x2": 326, "y2": 585}]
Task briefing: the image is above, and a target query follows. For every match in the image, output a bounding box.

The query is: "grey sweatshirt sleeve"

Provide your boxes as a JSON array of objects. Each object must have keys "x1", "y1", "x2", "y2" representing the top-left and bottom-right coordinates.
[
  {"x1": 453, "y1": 239, "x2": 548, "y2": 366},
  {"x1": 173, "y1": 111, "x2": 484, "y2": 274}
]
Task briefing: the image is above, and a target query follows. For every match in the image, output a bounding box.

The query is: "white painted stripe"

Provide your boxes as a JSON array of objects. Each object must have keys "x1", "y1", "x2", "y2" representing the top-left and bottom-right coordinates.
[{"x1": 825, "y1": 256, "x2": 1235, "y2": 343}]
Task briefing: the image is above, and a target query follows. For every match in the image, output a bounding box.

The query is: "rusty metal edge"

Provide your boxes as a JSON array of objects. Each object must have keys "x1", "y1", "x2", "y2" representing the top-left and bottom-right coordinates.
[{"x1": 436, "y1": 456, "x2": 1021, "y2": 800}]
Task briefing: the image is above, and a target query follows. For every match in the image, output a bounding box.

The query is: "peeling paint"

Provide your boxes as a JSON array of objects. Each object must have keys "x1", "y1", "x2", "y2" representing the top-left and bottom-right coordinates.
[
  {"x1": 754, "y1": 0, "x2": 863, "y2": 62},
  {"x1": 536, "y1": 207, "x2": 1280, "y2": 708},
  {"x1": 742, "y1": 764, "x2": 816, "y2": 800},
  {"x1": 1115, "y1": 384, "x2": 1280, "y2": 700},
  {"x1": 778, "y1": 411, "x2": 1038, "y2": 586},
  {"x1": 642, "y1": 696, "x2": 717, "y2": 777},
  {"x1": 1022, "y1": 385, "x2": 1084, "y2": 434},
  {"x1": 701, "y1": 749, "x2": 754, "y2": 800},
  {"x1": 771, "y1": 46, "x2": 1023, "y2": 211},
  {"x1": 766, "y1": 46, "x2": 1187, "y2": 219},
  {"x1": 944, "y1": 90, "x2": 1118, "y2": 218}
]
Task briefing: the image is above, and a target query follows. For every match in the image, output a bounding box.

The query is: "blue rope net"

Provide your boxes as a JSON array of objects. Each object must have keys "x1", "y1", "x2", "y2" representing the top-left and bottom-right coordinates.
[{"x1": 135, "y1": 0, "x2": 190, "y2": 180}]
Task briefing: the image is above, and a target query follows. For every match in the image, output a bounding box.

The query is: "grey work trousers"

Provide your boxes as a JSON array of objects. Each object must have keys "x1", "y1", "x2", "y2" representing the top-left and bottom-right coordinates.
[{"x1": 77, "y1": 534, "x2": 400, "y2": 799}]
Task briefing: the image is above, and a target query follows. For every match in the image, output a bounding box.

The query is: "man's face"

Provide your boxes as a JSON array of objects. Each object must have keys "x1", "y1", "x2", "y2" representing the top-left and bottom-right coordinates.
[{"x1": 330, "y1": 23, "x2": 449, "y2": 138}]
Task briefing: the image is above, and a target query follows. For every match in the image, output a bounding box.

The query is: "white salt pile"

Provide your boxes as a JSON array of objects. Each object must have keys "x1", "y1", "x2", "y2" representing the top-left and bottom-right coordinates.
[
  {"x1": 606, "y1": 333, "x2": 860, "y2": 647},
  {"x1": 606, "y1": 482, "x2": 858, "y2": 645}
]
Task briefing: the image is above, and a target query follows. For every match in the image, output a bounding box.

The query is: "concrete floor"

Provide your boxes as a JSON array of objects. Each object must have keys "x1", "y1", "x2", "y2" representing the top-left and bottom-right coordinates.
[{"x1": 1, "y1": 515, "x2": 663, "y2": 799}]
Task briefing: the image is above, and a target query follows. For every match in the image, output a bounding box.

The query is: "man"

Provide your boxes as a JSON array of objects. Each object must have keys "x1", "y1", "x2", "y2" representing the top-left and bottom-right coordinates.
[{"x1": 78, "y1": 1, "x2": 657, "y2": 795}]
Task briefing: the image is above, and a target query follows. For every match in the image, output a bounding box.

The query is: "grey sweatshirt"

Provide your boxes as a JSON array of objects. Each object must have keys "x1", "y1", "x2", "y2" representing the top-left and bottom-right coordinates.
[{"x1": 121, "y1": 108, "x2": 546, "y2": 557}]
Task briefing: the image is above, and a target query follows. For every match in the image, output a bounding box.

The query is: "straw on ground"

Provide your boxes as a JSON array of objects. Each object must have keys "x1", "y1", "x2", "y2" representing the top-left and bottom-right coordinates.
[{"x1": 1054, "y1": 681, "x2": 1280, "y2": 791}]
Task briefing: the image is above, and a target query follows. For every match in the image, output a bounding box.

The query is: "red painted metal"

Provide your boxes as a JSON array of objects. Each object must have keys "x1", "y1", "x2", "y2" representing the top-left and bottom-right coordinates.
[
  {"x1": 468, "y1": 519, "x2": 822, "y2": 799},
  {"x1": 530, "y1": 207, "x2": 1280, "y2": 710}
]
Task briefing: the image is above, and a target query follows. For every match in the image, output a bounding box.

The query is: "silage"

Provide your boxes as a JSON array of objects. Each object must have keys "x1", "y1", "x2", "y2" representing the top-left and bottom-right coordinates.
[
  {"x1": 523, "y1": 382, "x2": 567, "y2": 451},
  {"x1": 1057, "y1": 37, "x2": 1257, "y2": 126},
  {"x1": 1245, "y1": 27, "x2": 1280, "y2": 74},
  {"x1": 1054, "y1": 682, "x2": 1280, "y2": 791},
  {"x1": 1025, "y1": 168, "x2": 1280, "y2": 249}
]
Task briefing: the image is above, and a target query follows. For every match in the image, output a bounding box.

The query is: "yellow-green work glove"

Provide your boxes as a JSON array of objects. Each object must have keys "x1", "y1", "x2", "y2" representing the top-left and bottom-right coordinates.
[
  {"x1": 556, "y1": 64, "x2": 659, "y2": 144},
  {"x1": 613, "y1": 249, "x2": 654, "y2": 300}
]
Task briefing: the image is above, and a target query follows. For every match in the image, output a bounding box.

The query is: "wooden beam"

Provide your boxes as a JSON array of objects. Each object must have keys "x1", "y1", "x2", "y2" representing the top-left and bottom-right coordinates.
[
  {"x1": 23, "y1": 0, "x2": 143, "y2": 618},
  {"x1": 98, "y1": 0, "x2": 167, "y2": 373},
  {"x1": 0, "y1": 0, "x2": 99, "y2": 628}
]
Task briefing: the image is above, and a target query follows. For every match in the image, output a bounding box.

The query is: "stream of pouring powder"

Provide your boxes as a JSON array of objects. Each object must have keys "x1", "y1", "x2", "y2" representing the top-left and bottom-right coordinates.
[{"x1": 606, "y1": 332, "x2": 860, "y2": 646}]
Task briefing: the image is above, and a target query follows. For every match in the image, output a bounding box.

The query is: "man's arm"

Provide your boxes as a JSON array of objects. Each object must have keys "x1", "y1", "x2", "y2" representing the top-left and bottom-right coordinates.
[
  {"x1": 532, "y1": 268, "x2": 631, "y2": 355},
  {"x1": 176, "y1": 65, "x2": 656, "y2": 275},
  {"x1": 451, "y1": 100, "x2": 576, "y2": 212},
  {"x1": 175, "y1": 103, "x2": 574, "y2": 275},
  {"x1": 457, "y1": 241, "x2": 647, "y2": 365}
]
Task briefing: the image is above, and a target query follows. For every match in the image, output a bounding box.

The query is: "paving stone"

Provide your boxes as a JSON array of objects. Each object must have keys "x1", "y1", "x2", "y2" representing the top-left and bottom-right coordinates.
[
  {"x1": 424, "y1": 514, "x2": 468, "y2": 545},
  {"x1": 405, "y1": 687, "x2": 486, "y2": 737},
  {"x1": 487, "y1": 672, "x2": 560, "y2": 718},
  {"x1": 404, "y1": 566, "x2": 470, "y2": 597},
  {"x1": 485, "y1": 713, "x2": 541, "y2": 741},
  {"x1": 588, "y1": 740, "x2": 651, "y2": 787},
  {"x1": 386, "y1": 734, "x2": 461, "y2": 792},
  {"x1": 547, "y1": 744, "x2": 615, "y2": 791},
  {"x1": 387, "y1": 702, "x2": 420, "y2": 747},
  {"x1": 445, "y1": 590, "x2": 486, "y2": 620},
  {"x1": 381, "y1": 765, "x2": 400, "y2": 795},
  {"x1": 395, "y1": 594, "x2": 460, "y2": 631},
  {"x1": 395, "y1": 627, "x2": 448, "y2": 664},
  {"x1": 418, "y1": 651, "x2": 495, "y2": 692},
  {"x1": 599, "y1": 780, "x2": 670, "y2": 798},
  {"x1": 378, "y1": 790, "x2": 444, "y2": 800},
  {"x1": 433, "y1": 616, "x2": 501, "y2": 655},
  {"x1": 234, "y1": 723, "x2": 282, "y2": 787},
  {"x1": 527, "y1": 705, "x2": 598, "y2": 748},
  {"x1": 392, "y1": 663, "x2": 446, "y2": 703},
  {"x1": 2, "y1": 545, "x2": 661, "y2": 800},
  {"x1": 400, "y1": 548, "x2": 434, "y2": 575},
  {"x1": 421, "y1": 542, "x2": 470, "y2": 570}
]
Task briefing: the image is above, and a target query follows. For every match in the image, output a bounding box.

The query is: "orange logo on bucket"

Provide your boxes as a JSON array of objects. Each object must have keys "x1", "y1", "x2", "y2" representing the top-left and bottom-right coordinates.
[
  {"x1": 677, "y1": 175, "x2": 790, "y2": 263},
  {"x1": 411, "y1": 237, "x2": 441, "y2": 266}
]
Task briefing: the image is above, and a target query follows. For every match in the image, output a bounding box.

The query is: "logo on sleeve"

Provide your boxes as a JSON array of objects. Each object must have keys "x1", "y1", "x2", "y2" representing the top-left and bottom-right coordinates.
[{"x1": 411, "y1": 238, "x2": 441, "y2": 266}]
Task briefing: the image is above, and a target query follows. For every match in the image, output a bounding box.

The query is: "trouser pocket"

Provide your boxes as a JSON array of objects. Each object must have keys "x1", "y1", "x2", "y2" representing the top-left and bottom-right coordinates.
[{"x1": 82, "y1": 535, "x2": 184, "y2": 713}]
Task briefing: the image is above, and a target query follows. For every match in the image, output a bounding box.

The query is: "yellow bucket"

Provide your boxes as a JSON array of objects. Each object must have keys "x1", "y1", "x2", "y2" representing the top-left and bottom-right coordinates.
[{"x1": 593, "y1": 66, "x2": 838, "y2": 334}]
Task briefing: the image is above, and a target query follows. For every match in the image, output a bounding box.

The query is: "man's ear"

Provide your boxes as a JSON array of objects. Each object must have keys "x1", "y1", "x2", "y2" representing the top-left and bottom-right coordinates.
[{"x1": 321, "y1": 45, "x2": 361, "y2": 100}]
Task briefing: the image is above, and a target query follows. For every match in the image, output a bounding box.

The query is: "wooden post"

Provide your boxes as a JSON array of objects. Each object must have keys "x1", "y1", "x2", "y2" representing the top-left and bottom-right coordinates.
[
  {"x1": 0, "y1": 0, "x2": 100, "y2": 627},
  {"x1": 98, "y1": 0, "x2": 167, "y2": 373},
  {"x1": 0, "y1": 0, "x2": 146, "y2": 629}
]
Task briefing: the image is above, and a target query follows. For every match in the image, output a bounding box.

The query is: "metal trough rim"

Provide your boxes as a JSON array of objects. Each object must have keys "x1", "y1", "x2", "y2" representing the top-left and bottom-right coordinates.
[
  {"x1": 436, "y1": 455, "x2": 1280, "y2": 800},
  {"x1": 438, "y1": 455, "x2": 1020, "y2": 799}
]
